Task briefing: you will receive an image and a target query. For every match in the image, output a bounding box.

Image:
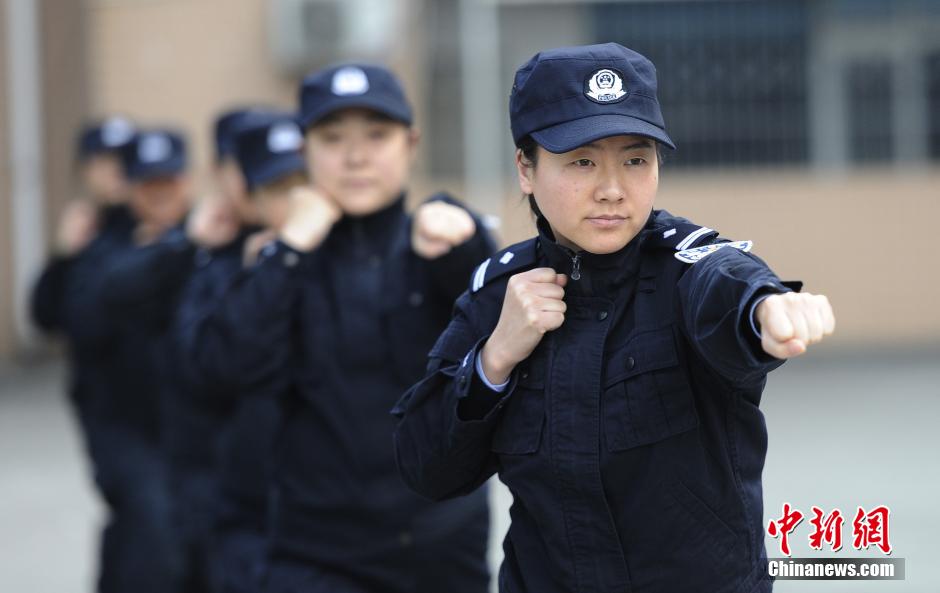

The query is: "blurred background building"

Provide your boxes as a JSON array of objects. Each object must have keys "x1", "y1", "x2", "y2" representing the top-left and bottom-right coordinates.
[
  {"x1": 1, "y1": 1, "x2": 939, "y2": 591},
  {"x1": 2, "y1": 0, "x2": 940, "y2": 359}
]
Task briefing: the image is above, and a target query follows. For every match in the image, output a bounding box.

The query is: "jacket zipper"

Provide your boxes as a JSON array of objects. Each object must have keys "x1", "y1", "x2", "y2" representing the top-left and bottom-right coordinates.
[{"x1": 570, "y1": 253, "x2": 582, "y2": 281}]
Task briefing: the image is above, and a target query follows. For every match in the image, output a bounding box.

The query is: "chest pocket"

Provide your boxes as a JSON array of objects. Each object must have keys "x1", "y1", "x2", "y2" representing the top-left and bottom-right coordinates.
[
  {"x1": 603, "y1": 325, "x2": 698, "y2": 452},
  {"x1": 491, "y1": 354, "x2": 546, "y2": 455}
]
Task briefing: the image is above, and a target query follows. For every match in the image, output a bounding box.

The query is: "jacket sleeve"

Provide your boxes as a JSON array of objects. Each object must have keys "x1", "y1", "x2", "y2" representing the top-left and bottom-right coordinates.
[
  {"x1": 414, "y1": 193, "x2": 498, "y2": 307},
  {"x1": 101, "y1": 230, "x2": 195, "y2": 320},
  {"x1": 392, "y1": 290, "x2": 513, "y2": 501},
  {"x1": 182, "y1": 240, "x2": 305, "y2": 394},
  {"x1": 30, "y1": 256, "x2": 74, "y2": 333},
  {"x1": 676, "y1": 244, "x2": 791, "y2": 386},
  {"x1": 172, "y1": 253, "x2": 241, "y2": 399}
]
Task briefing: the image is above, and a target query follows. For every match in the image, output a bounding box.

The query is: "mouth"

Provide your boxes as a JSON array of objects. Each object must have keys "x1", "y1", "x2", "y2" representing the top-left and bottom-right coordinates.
[
  {"x1": 342, "y1": 178, "x2": 376, "y2": 189},
  {"x1": 586, "y1": 215, "x2": 628, "y2": 228}
]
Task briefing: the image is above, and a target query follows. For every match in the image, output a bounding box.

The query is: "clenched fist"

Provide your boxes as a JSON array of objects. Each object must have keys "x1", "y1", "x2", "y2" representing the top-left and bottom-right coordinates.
[
  {"x1": 411, "y1": 201, "x2": 476, "y2": 259},
  {"x1": 480, "y1": 268, "x2": 568, "y2": 384},
  {"x1": 186, "y1": 194, "x2": 240, "y2": 249},
  {"x1": 755, "y1": 292, "x2": 835, "y2": 359},
  {"x1": 278, "y1": 186, "x2": 342, "y2": 253},
  {"x1": 55, "y1": 199, "x2": 99, "y2": 256}
]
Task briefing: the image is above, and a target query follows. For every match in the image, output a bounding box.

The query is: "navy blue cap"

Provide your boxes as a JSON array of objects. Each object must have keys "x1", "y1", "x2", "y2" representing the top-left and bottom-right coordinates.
[
  {"x1": 510, "y1": 43, "x2": 675, "y2": 153},
  {"x1": 233, "y1": 111, "x2": 306, "y2": 191},
  {"x1": 298, "y1": 63, "x2": 413, "y2": 129},
  {"x1": 121, "y1": 129, "x2": 188, "y2": 181},
  {"x1": 76, "y1": 116, "x2": 136, "y2": 160},
  {"x1": 214, "y1": 108, "x2": 258, "y2": 162}
]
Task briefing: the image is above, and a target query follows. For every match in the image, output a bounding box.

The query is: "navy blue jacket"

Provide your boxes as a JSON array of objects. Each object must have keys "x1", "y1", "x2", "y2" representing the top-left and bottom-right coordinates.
[
  {"x1": 393, "y1": 210, "x2": 795, "y2": 593},
  {"x1": 188, "y1": 194, "x2": 496, "y2": 582}
]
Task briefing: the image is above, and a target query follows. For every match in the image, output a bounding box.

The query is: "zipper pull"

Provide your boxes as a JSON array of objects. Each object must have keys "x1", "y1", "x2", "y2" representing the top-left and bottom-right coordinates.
[{"x1": 570, "y1": 254, "x2": 581, "y2": 281}]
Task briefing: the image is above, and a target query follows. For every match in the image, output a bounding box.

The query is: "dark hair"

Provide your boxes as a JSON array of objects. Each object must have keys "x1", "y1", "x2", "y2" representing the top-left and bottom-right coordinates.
[{"x1": 516, "y1": 135, "x2": 665, "y2": 218}]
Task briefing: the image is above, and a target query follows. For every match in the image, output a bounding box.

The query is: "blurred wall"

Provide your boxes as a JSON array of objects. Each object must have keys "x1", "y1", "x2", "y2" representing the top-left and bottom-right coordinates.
[
  {"x1": 1, "y1": 1, "x2": 13, "y2": 359},
  {"x1": 87, "y1": 0, "x2": 296, "y2": 194},
  {"x1": 2, "y1": 0, "x2": 939, "y2": 360}
]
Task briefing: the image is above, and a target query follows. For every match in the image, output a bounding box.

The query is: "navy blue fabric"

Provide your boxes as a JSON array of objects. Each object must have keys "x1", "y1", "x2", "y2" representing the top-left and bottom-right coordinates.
[
  {"x1": 509, "y1": 43, "x2": 675, "y2": 152},
  {"x1": 189, "y1": 194, "x2": 494, "y2": 593},
  {"x1": 121, "y1": 129, "x2": 188, "y2": 181},
  {"x1": 77, "y1": 116, "x2": 136, "y2": 160},
  {"x1": 215, "y1": 108, "x2": 259, "y2": 162},
  {"x1": 31, "y1": 204, "x2": 181, "y2": 593},
  {"x1": 393, "y1": 209, "x2": 793, "y2": 593},
  {"x1": 232, "y1": 111, "x2": 306, "y2": 190},
  {"x1": 298, "y1": 63, "x2": 413, "y2": 129}
]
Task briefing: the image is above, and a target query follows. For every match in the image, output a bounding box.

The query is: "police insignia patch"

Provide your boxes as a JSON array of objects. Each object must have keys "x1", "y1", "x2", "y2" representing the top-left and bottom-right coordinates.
[
  {"x1": 331, "y1": 66, "x2": 370, "y2": 96},
  {"x1": 268, "y1": 122, "x2": 303, "y2": 153},
  {"x1": 674, "y1": 240, "x2": 753, "y2": 264},
  {"x1": 139, "y1": 134, "x2": 171, "y2": 163},
  {"x1": 585, "y1": 68, "x2": 627, "y2": 103}
]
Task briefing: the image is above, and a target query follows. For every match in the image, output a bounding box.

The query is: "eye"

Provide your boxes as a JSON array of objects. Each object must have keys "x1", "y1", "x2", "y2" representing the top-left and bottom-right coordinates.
[
  {"x1": 318, "y1": 131, "x2": 342, "y2": 144},
  {"x1": 573, "y1": 158, "x2": 594, "y2": 167},
  {"x1": 626, "y1": 157, "x2": 647, "y2": 166},
  {"x1": 368, "y1": 126, "x2": 392, "y2": 141}
]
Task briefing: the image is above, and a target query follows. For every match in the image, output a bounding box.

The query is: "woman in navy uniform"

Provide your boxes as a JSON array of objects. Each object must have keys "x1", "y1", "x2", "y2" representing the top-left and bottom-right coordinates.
[
  {"x1": 184, "y1": 109, "x2": 308, "y2": 593},
  {"x1": 393, "y1": 43, "x2": 835, "y2": 593},
  {"x1": 188, "y1": 64, "x2": 496, "y2": 592}
]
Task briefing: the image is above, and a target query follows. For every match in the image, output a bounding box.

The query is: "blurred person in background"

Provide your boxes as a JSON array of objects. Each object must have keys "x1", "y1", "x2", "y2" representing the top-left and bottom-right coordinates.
[
  {"x1": 177, "y1": 109, "x2": 309, "y2": 593},
  {"x1": 31, "y1": 127, "x2": 193, "y2": 593},
  {"x1": 31, "y1": 116, "x2": 137, "y2": 333},
  {"x1": 186, "y1": 63, "x2": 496, "y2": 593},
  {"x1": 393, "y1": 43, "x2": 836, "y2": 593}
]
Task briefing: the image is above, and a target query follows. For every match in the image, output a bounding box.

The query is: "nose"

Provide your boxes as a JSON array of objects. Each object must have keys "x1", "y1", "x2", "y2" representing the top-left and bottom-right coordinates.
[
  {"x1": 345, "y1": 139, "x2": 368, "y2": 167},
  {"x1": 595, "y1": 171, "x2": 626, "y2": 203}
]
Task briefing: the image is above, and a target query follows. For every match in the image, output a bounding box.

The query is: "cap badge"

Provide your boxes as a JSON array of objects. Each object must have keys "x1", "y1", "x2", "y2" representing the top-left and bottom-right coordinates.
[
  {"x1": 101, "y1": 117, "x2": 134, "y2": 147},
  {"x1": 585, "y1": 68, "x2": 626, "y2": 103},
  {"x1": 138, "y1": 134, "x2": 171, "y2": 163},
  {"x1": 268, "y1": 123, "x2": 303, "y2": 153},
  {"x1": 331, "y1": 66, "x2": 369, "y2": 96}
]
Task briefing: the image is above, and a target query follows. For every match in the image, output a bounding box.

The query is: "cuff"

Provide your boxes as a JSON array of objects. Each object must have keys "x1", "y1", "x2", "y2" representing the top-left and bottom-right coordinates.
[
  {"x1": 475, "y1": 350, "x2": 510, "y2": 392},
  {"x1": 257, "y1": 239, "x2": 307, "y2": 270},
  {"x1": 748, "y1": 293, "x2": 774, "y2": 339},
  {"x1": 454, "y1": 336, "x2": 515, "y2": 421}
]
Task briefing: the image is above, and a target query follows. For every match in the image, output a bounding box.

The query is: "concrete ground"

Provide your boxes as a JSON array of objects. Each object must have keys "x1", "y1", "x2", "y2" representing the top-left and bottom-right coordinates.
[{"x1": 1, "y1": 345, "x2": 937, "y2": 592}]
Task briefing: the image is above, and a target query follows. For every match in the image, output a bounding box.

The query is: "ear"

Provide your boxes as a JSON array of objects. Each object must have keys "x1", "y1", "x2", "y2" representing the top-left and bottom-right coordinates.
[
  {"x1": 515, "y1": 149, "x2": 535, "y2": 195},
  {"x1": 406, "y1": 126, "x2": 421, "y2": 160}
]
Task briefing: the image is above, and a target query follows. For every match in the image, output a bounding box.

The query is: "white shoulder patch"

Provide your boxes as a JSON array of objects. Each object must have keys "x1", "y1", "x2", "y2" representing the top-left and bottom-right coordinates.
[
  {"x1": 471, "y1": 258, "x2": 491, "y2": 293},
  {"x1": 674, "y1": 240, "x2": 752, "y2": 264}
]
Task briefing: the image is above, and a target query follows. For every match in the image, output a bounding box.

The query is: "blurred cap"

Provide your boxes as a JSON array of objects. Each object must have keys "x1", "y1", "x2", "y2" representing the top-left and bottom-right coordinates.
[
  {"x1": 214, "y1": 108, "x2": 259, "y2": 162},
  {"x1": 298, "y1": 63, "x2": 412, "y2": 129},
  {"x1": 121, "y1": 129, "x2": 188, "y2": 181},
  {"x1": 76, "y1": 116, "x2": 136, "y2": 160},
  {"x1": 233, "y1": 111, "x2": 306, "y2": 191},
  {"x1": 510, "y1": 42, "x2": 675, "y2": 153}
]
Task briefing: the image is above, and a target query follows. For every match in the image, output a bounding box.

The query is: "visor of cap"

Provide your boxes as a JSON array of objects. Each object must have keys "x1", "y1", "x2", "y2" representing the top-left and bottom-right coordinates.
[
  {"x1": 530, "y1": 113, "x2": 675, "y2": 154},
  {"x1": 248, "y1": 153, "x2": 306, "y2": 191},
  {"x1": 298, "y1": 94, "x2": 412, "y2": 129},
  {"x1": 129, "y1": 155, "x2": 187, "y2": 181}
]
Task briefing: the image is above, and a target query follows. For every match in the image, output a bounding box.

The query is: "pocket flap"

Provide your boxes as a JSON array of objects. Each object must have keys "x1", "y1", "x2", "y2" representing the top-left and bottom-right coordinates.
[{"x1": 604, "y1": 326, "x2": 679, "y2": 388}]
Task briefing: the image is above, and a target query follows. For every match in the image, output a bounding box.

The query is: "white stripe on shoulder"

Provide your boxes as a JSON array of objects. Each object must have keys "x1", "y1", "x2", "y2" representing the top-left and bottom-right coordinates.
[
  {"x1": 675, "y1": 227, "x2": 714, "y2": 251},
  {"x1": 472, "y1": 258, "x2": 491, "y2": 292}
]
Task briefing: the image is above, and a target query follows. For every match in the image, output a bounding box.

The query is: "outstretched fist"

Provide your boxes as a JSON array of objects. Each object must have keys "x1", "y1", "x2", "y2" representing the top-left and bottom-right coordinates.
[{"x1": 756, "y1": 292, "x2": 835, "y2": 359}]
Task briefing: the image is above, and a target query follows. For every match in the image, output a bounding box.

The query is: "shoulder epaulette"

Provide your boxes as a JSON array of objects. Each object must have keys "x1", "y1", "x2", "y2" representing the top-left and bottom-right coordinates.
[
  {"x1": 469, "y1": 238, "x2": 538, "y2": 294},
  {"x1": 645, "y1": 210, "x2": 720, "y2": 251}
]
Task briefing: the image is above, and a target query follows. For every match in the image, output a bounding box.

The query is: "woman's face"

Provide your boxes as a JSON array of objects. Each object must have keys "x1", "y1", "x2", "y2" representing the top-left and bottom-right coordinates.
[
  {"x1": 517, "y1": 135, "x2": 659, "y2": 254},
  {"x1": 129, "y1": 175, "x2": 191, "y2": 231},
  {"x1": 255, "y1": 173, "x2": 307, "y2": 231},
  {"x1": 82, "y1": 154, "x2": 129, "y2": 206},
  {"x1": 304, "y1": 108, "x2": 418, "y2": 216}
]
